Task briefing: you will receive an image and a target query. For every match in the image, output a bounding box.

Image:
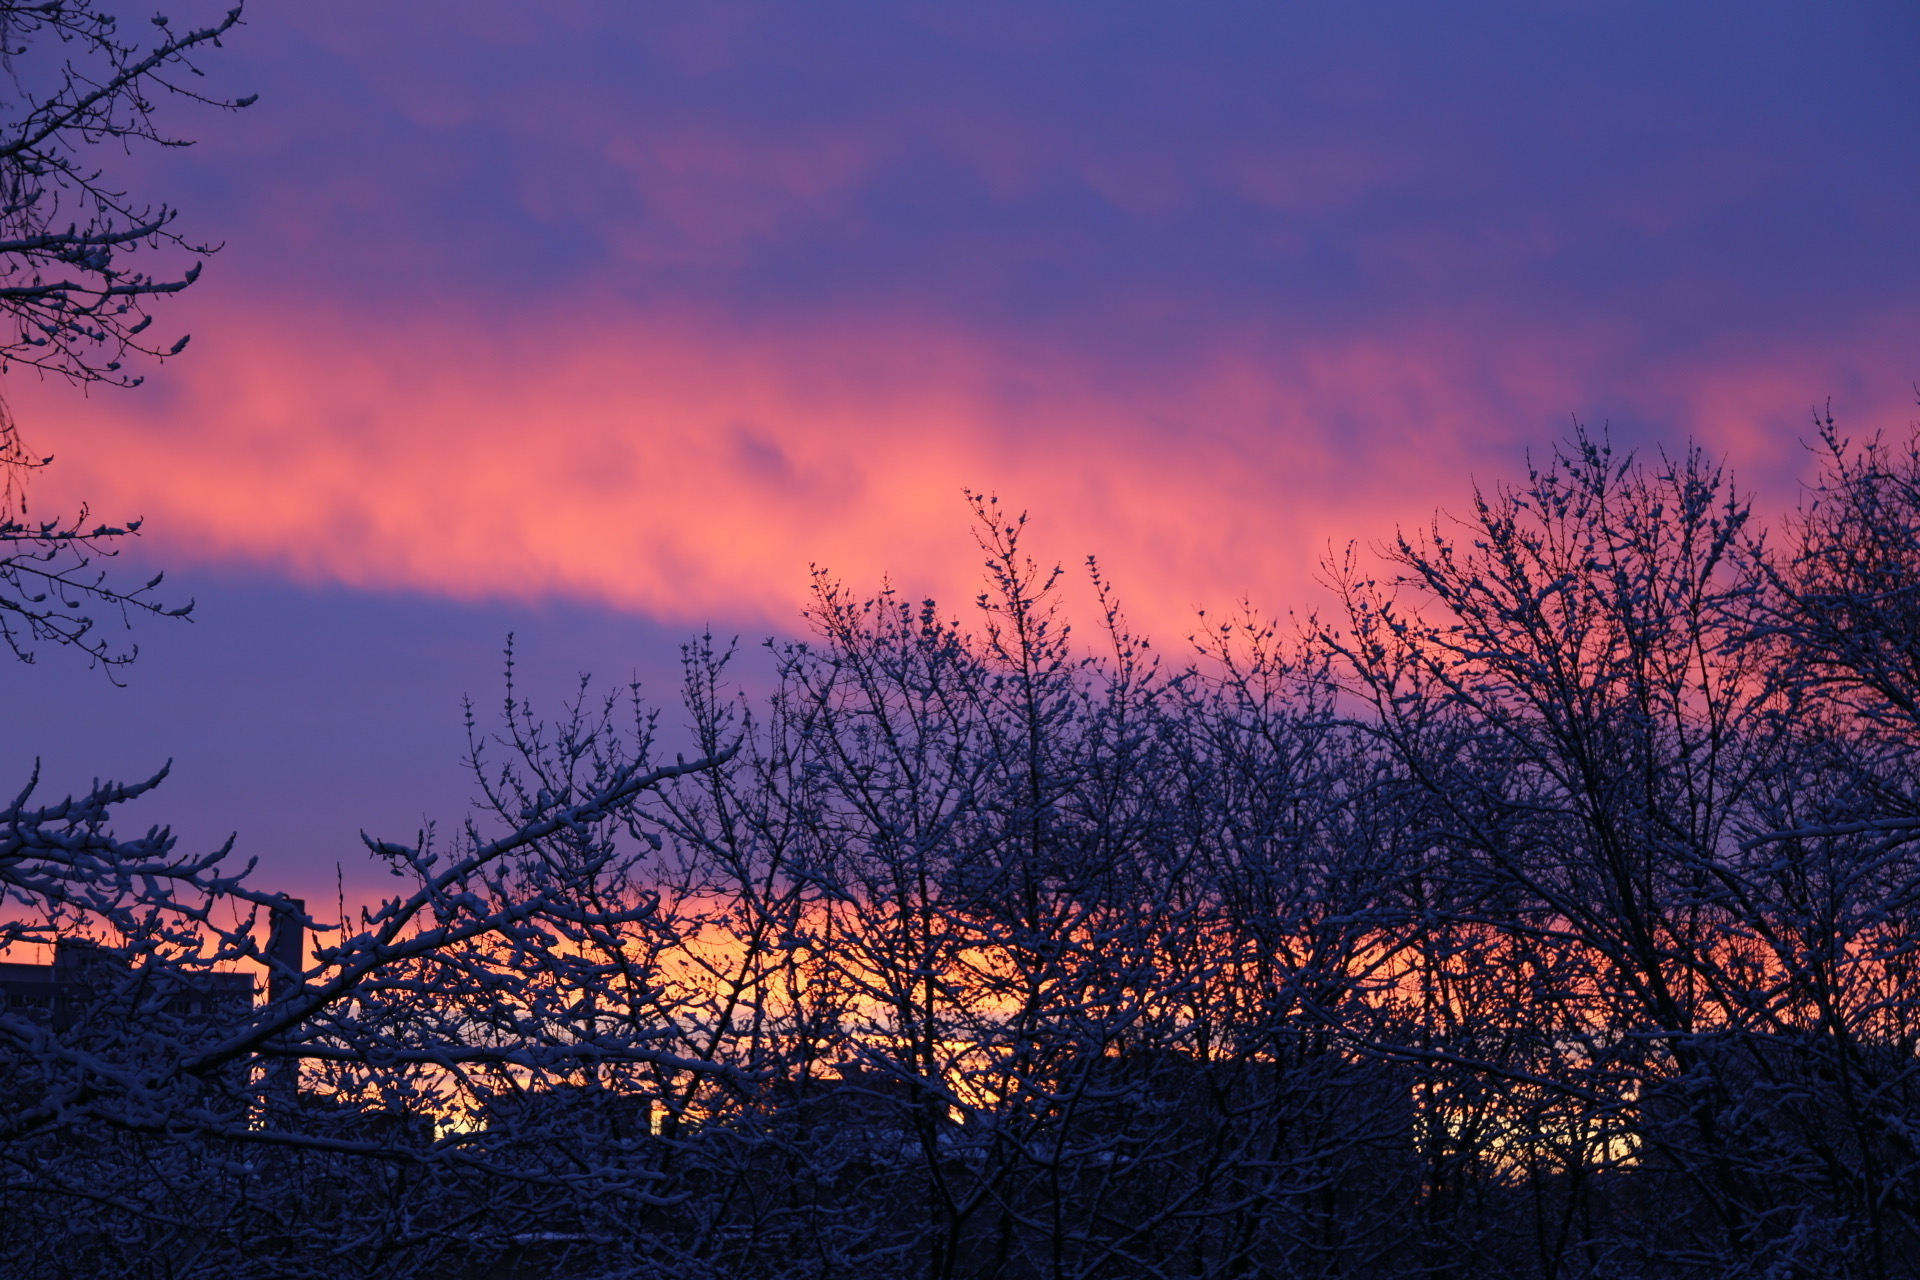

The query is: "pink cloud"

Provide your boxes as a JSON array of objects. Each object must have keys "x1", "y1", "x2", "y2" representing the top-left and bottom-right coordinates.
[{"x1": 15, "y1": 289, "x2": 1913, "y2": 645}]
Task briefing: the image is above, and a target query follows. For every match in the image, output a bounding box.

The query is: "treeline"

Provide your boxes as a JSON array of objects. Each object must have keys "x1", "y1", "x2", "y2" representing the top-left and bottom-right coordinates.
[{"x1": 3, "y1": 424, "x2": 1919, "y2": 1279}]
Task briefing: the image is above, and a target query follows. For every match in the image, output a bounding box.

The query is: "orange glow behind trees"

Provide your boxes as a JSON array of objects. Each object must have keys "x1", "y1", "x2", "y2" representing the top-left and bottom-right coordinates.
[{"x1": 7, "y1": 423, "x2": 1920, "y2": 1275}]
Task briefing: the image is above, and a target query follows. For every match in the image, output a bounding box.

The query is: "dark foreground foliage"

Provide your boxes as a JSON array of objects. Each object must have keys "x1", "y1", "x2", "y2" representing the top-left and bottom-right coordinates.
[{"x1": 5, "y1": 424, "x2": 1920, "y2": 1279}]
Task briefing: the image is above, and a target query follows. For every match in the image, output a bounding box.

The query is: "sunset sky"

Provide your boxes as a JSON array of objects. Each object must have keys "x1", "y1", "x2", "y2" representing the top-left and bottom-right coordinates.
[{"x1": 5, "y1": 1, "x2": 1916, "y2": 901}]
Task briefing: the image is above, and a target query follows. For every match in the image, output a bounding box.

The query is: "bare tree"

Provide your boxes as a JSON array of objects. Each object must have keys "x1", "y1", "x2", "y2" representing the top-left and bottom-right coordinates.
[
  {"x1": 0, "y1": 1, "x2": 251, "y2": 669},
  {"x1": 1, "y1": 397, "x2": 188, "y2": 671},
  {"x1": 0, "y1": 1, "x2": 249, "y2": 385},
  {"x1": 7, "y1": 430, "x2": 1920, "y2": 1279},
  {"x1": 0, "y1": 671, "x2": 735, "y2": 1279},
  {"x1": 1329, "y1": 426, "x2": 1920, "y2": 1278}
]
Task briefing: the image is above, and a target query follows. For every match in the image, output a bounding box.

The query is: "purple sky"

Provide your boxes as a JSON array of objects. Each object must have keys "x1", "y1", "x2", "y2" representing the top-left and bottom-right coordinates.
[{"x1": 6, "y1": 0, "x2": 1917, "y2": 902}]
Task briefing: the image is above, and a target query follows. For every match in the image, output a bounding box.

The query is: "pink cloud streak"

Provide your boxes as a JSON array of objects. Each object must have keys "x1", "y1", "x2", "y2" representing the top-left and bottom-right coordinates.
[{"x1": 16, "y1": 292, "x2": 1912, "y2": 642}]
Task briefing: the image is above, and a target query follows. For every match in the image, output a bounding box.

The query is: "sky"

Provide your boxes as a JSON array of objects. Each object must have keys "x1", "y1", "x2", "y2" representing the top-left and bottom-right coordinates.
[{"x1": 5, "y1": 0, "x2": 1917, "y2": 903}]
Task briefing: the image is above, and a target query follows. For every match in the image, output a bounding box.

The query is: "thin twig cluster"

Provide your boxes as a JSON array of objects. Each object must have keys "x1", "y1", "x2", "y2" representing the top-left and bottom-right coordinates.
[{"x1": 3, "y1": 426, "x2": 1919, "y2": 1279}]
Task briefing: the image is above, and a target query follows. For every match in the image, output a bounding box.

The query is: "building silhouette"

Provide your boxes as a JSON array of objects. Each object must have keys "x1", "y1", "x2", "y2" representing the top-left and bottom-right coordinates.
[{"x1": 0, "y1": 937, "x2": 255, "y2": 1030}]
